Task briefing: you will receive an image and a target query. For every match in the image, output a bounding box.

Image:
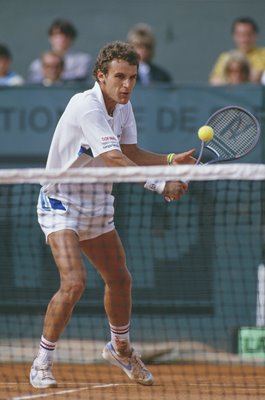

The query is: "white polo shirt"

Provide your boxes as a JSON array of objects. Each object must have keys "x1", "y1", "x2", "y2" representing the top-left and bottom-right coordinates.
[
  {"x1": 46, "y1": 81, "x2": 137, "y2": 169},
  {"x1": 42, "y1": 81, "x2": 137, "y2": 213}
]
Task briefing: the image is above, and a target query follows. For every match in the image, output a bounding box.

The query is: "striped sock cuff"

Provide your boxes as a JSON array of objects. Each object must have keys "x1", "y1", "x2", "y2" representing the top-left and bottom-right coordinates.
[
  {"x1": 109, "y1": 322, "x2": 130, "y2": 335},
  {"x1": 40, "y1": 335, "x2": 56, "y2": 351}
]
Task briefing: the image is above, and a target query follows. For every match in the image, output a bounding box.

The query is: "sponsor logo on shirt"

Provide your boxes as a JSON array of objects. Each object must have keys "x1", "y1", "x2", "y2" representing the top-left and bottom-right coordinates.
[
  {"x1": 101, "y1": 136, "x2": 117, "y2": 142},
  {"x1": 101, "y1": 135, "x2": 120, "y2": 150}
]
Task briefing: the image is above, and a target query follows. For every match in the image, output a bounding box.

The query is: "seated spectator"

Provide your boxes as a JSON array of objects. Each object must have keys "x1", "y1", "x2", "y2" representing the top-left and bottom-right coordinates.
[
  {"x1": 39, "y1": 51, "x2": 64, "y2": 86},
  {"x1": 0, "y1": 44, "x2": 24, "y2": 86},
  {"x1": 223, "y1": 50, "x2": 251, "y2": 84},
  {"x1": 209, "y1": 17, "x2": 265, "y2": 85},
  {"x1": 127, "y1": 23, "x2": 172, "y2": 85},
  {"x1": 28, "y1": 18, "x2": 92, "y2": 83}
]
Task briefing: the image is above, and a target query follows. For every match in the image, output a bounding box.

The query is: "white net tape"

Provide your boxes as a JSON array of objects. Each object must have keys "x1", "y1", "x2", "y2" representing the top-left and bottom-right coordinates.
[{"x1": 0, "y1": 163, "x2": 264, "y2": 184}]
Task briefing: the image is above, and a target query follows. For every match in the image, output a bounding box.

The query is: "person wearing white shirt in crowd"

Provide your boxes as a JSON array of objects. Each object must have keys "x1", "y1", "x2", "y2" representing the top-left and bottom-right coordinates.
[
  {"x1": 28, "y1": 19, "x2": 92, "y2": 83},
  {"x1": 0, "y1": 44, "x2": 24, "y2": 86}
]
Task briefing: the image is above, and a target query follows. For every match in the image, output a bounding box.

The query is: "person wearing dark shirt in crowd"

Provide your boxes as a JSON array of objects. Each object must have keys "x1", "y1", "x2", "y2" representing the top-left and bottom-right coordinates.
[
  {"x1": 28, "y1": 19, "x2": 92, "y2": 84},
  {"x1": 127, "y1": 23, "x2": 172, "y2": 85},
  {"x1": 0, "y1": 44, "x2": 24, "y2": 86}
]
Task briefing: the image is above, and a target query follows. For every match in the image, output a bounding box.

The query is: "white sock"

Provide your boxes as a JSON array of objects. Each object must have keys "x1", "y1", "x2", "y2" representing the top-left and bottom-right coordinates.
[
  {"x1": 34, "y1": 335, "x2": 57, "y2": 366},
  {"x1": 109, "y1": 322, "x2": 131, "y2": 355}
]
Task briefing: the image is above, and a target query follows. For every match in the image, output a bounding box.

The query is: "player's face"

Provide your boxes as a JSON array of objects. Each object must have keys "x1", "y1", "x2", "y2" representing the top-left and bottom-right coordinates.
[{"x1": 98, "y1": 59, "x2": 137, "y2": 114}]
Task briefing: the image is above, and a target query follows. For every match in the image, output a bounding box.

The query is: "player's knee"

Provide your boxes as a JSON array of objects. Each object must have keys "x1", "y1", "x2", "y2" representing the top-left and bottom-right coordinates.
[
  {"x1": 62, "y1": 277, "x2": 86, "y2": 304},
  {"x1": 121, "y1": 269, "x2": 132, "y2": 290},
  {"x1": 107, "y1": 267, "x2": 132, "y2": 290}
]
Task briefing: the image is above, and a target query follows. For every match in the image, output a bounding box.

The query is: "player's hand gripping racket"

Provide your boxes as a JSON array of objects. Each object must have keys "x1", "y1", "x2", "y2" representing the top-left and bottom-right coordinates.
[{"x1": 187, "y1": 105, "x2": 260, "y2": 178}]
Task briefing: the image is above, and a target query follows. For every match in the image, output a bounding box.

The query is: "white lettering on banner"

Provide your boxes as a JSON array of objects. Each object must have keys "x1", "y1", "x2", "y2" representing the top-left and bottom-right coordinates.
[
  {"x1": 0, "y1": 86, "x2": 262, "y2": 160},
  {"x1": 0, "y1": 107, "x2": 63, "y2": 133}
]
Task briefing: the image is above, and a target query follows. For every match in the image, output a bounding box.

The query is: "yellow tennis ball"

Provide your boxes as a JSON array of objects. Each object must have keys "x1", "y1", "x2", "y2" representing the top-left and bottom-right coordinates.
[{"x1": 198, "y1": 125, "x2": 214, "y2": 142}]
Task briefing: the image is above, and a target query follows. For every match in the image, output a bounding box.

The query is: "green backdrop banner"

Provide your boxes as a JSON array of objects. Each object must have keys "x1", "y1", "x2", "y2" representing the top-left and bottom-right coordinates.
[{"x1": 0, "y1": 84, "x2": 264, "y2": 164}]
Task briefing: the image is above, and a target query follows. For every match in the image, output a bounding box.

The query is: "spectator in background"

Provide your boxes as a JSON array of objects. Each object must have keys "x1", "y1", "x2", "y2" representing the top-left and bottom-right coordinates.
[
  {"x1": 209, "y1": 17, "x2": 265, "y2": 85},
  {"x1": 223, "y1": 50, "x2": 251, "y2": 85},
  {"x1": 0, "y1": 44, "x2": 24, "y2": 86},
  {"x1": 28, "y1": 19, "x2": 92, "y2": 84},
  {"x1": 127, "y1": 23, "x2": 172, "y2": 85},
  {"x1": 39, "y1": 51, "x2": 64, "y2": 87}
]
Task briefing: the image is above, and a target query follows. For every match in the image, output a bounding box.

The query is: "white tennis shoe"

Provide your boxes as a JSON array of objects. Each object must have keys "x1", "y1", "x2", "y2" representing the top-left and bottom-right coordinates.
[
  {"x1": 102, "y1": 342, "x2": 154, "y2": 386},
  {"x1": 30, "y1": 362, "x2": 57, "y2": 388}
]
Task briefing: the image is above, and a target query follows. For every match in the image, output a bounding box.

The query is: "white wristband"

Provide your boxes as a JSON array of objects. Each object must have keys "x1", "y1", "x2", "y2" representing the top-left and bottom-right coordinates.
[{"x1": 144, "y1": 179, "x2": 166, "y2": 194}]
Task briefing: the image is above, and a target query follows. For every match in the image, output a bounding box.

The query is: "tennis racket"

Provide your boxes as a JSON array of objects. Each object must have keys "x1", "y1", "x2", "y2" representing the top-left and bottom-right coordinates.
[
  {"x1": 165, "y1": 105, "x2": 260, "y2": 201},
  {"x1": 194, "y1": 105, "x2": 260, "y2": 166}
]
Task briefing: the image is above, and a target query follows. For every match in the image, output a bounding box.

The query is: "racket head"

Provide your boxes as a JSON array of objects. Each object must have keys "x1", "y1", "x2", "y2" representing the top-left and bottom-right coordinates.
[{"x1": 202, "y1": 105, "x2": 260, "y2": 164}]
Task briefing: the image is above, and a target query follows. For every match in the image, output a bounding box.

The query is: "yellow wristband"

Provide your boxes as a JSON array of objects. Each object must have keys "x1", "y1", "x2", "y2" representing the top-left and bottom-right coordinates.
[{"x1": 167, "y1": 153, "x2": 175, "y2": 165}]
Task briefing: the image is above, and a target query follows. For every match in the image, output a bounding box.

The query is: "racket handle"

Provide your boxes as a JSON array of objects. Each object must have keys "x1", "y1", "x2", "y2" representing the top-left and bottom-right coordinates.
[{"x1": 180, "y1": 161, "x2": 204, "y2": 185}]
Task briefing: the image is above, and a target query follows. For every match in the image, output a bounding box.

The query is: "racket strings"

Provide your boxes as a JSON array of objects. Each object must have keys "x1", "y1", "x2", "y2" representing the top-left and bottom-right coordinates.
[{"x1": 207, "y1": 109, "x2": 259, "y2": 160}]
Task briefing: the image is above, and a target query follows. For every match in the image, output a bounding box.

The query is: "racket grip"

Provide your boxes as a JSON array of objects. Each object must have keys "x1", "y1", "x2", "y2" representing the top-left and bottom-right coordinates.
[{"x1": 180, "y1": 161, "x2": 203, "y2": 185}]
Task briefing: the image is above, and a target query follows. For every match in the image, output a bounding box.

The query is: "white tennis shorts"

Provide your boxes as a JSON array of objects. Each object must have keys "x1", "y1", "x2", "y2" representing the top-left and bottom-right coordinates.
[{"x1": 37, "y1": 191, "x2": 115, "y2": 242}]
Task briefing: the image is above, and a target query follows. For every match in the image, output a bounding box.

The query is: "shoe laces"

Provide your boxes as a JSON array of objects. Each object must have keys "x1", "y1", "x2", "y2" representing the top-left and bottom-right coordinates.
[
  {"x1": 130, "y1": 351, "x2": 149, "y2": 376},
  {"x1": 36, "y1": 363, "x2": 54, "y2": 380}
]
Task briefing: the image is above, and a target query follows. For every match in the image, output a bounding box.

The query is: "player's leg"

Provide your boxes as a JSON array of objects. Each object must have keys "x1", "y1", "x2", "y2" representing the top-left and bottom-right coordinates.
[
  {"x1": 30, "y1": 229, "x2": 86, "y2": 388},
  {"x1": 81, "y1": 229, "x2": 131, "y2": 349},
  {"x1": 44, "y1": 229, "x2": 87, "y2": 340},
  {"x1": 80, "y1": 229, "x2": 154, "y2": 385}
]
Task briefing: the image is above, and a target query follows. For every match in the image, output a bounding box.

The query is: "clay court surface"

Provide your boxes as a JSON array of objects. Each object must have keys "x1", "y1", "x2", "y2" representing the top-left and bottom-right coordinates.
[{"x1": 1, "y1": 363, "x2": 265, "y2": 400}]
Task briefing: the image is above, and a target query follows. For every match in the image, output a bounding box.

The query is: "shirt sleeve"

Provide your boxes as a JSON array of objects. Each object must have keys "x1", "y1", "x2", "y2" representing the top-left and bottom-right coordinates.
[
  {"x1": 79, "y1": 108, "x2": 121, "y2": 157},
  {"x1": 64, "y1": 53, "x2": 93, "y2": 81},
  {"x1": 249, "y1": 48, "x2": 265, "y2": 71},
  {"x1": 209, "y1": 53, "x2": 229, "y2": 82},
  {"x1": 27, "y1": 59, "x2": 43, "y2": 83}
]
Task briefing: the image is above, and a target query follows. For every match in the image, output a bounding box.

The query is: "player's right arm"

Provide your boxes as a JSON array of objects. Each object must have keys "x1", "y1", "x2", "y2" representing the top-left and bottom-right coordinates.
[
  {"x1": 99, "y1": 149, "x2": 188, "y2": 202},
  {"x1": 99, "y1": 149, "x2": 137, "y2": 167}
]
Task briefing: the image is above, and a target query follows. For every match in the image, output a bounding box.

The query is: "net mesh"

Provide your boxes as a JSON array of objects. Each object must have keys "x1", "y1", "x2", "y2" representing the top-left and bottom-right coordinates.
[{"x1": 1, "y1": 163, "x2": 265, "y2": 400}]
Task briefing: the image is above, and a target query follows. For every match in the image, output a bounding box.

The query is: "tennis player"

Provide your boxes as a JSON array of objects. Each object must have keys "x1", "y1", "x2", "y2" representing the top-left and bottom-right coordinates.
[{"x1": 30, "y1": 41, "x2": 195, "y2": 389}]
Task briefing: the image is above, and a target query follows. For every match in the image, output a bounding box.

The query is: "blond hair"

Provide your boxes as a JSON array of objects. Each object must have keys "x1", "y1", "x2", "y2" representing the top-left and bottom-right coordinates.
[
  {"x1": 224, "y1": 50, "x2": 250, "y2": 82},
  {"x1": 127, "y1": 23, "x2": 155, "y2": 56}
]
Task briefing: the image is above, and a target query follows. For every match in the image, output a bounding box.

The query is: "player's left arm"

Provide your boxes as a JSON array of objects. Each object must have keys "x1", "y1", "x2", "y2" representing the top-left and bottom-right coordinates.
[{"x1": 120, "y1": 144, "x2": 196, "y2": 166}]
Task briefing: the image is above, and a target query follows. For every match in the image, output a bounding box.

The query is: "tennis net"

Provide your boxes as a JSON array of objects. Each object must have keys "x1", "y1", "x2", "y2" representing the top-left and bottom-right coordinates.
[{"x1": 1, "y1": 163, "x2": 265, "y2": 400}]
